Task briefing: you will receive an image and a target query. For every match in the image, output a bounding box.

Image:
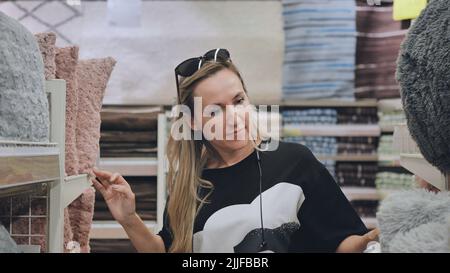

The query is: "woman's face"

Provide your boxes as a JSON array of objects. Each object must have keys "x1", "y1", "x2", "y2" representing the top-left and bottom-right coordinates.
[{"x1": 192, "y1": 68, "x2": 252, "y2": 153}]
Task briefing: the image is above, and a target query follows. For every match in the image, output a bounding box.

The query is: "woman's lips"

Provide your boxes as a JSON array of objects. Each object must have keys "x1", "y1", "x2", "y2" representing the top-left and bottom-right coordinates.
[{"x1": 226, "y1": 127, "x2": 246, "y2": 138}]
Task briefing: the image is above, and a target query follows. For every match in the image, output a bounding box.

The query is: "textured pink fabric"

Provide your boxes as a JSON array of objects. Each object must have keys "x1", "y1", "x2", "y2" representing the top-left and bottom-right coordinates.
[
  {"x1": 55, "y1": 46, "x2": 80, "y2": 176},
  {"x1": 34, "y1": 32, "x2": 56, "y2": 80},
  {"x1": 76, "y1": 57, "x2": 116, "y2": 173},
  {"x1": 63, "y1": 208, "x2": 73, "y2": 253},
  {"x1": 69, "y1": 57, "x2": 116, "y2": 252},
  {"x1": 68, "y1": 188, "x2": 95, "y2": 253}
]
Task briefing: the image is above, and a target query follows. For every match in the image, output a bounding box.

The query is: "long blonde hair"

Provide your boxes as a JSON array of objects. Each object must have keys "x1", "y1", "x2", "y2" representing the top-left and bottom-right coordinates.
[{"x1": 166, "y1": 61, "x2": 264, "y2": 252}]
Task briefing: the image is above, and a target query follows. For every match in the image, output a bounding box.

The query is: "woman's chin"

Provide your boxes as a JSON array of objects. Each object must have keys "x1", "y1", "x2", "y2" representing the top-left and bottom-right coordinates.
[{"x1": 222, "y1": 138, "x2": 251, "y2": 150}]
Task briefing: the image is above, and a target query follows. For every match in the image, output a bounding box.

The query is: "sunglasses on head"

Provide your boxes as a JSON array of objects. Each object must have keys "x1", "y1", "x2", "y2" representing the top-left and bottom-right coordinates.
[{"x1": 175, "y1": 48, "x2": 231, "y2": 103}]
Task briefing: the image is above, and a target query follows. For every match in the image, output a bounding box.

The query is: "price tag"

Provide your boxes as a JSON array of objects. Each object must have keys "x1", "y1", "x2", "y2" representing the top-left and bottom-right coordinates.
[{"x1": 393, "y1": 0, "x2": 427, "y2": 21}]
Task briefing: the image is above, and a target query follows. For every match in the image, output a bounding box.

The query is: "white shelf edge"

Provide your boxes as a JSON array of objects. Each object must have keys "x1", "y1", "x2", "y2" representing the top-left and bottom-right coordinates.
[
  {"x1": 98, "y1": 157, "x2": 158, "y2": 176},
  {"x1": 280, "y1": 99, "x2": 378, "y2": 107},
  {"x1": 342, "y1": 187, "x2": 380, "y2": 200},
  {"x1": 63, "y1": 174, "x2": 92, "y2": 208},
  {"x1": 400, "y1": 153, "x2": 449, "y2": 191},
  {"x1": 377, "y1": 98, "x2": 403, "y2": 112},
  {"x1": 90, "y1": 220, "x2": 156, "y2": 239},
  {"x1": 283, "y1": 124, "x2": 381, "y2": 137},
  {"x1": 377, "y1": 189, "x2": 402, "y2": 200},
  {"x1": 317, "y1": 154, "x2": 378, "y2": 162},
  {"x1": 380, "y1": 125, "x2": 395, "y2": 133},
  {"x1": 378, "y1": 155, "x2": 401, "y2": 166}
]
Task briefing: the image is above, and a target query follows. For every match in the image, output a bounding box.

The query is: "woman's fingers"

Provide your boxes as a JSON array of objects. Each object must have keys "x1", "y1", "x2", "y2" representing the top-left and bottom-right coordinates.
[
  {"x1": 93, "y1": 167, "x2": 113, "y2": 180},
  {"x1": 91, "y1": 178, "x2": 109, "y2": 200},
  {"x1": 364, "y1": 228, "x2": 380, "y2": 242},
  {"x1": 109, "y1": 172, "x2": 128, "y2": 186},
  {"x1": 92, "y1": 177, "x2": 107, "y2": 196},
  {"x1": 112, "y1": 184, "x2": 134, "y2": 198}
]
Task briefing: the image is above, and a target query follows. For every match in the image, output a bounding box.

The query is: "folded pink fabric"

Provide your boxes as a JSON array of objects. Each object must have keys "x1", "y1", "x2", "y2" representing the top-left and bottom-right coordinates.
[
  {"x1": 68, "y1": 188, "x2": 95, "y2": 253},
  {"x1": 55, "y1": 46, "x2": 80, "y2": 176},
  {"x1": 34, "y1": 32, "x2": 56, "y2": 80},
  {"x1": 76, "y1": 57, "x2": 116, "y2": 173},
  {"x1": 63, "y1": 208, "x2": 73, "y2": 253},
  {"x1": 69, "y1": 57, "x2": 116, "y2": 252}
]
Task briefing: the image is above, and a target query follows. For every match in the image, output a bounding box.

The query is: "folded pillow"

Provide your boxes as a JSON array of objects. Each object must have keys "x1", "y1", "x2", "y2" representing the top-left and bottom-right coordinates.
[
  {"x1": 35, "y1": 32, "x2": 56, "y2": 80},
  {"x1": 69, "y1": 57, "x2": 116, "y2": 252},
  {"x1": 55, "y1": 46, "x2": 80, "y2": 176}
]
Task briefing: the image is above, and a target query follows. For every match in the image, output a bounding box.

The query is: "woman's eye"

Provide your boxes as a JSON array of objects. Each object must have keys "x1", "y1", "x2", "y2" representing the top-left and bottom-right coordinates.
[
  {"x1": 236, "y1": 98, "x2": 244, "y2": 104},
  {"x1": 211, "y1": 109, "x2": 221, "y2": 117}
]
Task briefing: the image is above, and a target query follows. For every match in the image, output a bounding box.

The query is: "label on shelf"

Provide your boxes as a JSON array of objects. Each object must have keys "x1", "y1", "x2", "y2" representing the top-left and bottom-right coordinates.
[{"x1": 393, "y1": 0, "x2": 427, "y2": 21}]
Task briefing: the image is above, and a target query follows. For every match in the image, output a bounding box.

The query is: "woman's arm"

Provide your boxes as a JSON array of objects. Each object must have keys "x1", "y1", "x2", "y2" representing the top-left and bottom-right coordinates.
[
  {"x1": 336, "y1": 228, "x2": 380, "y2": 253},
  {"x1": 120, "y1": 213, "x2": 166, "y2": 253}
]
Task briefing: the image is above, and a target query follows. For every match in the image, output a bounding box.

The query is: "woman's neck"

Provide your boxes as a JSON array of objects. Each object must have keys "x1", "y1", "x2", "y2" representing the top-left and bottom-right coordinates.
[{"x1": 206, "y1": 142, "x2": 255, "y2": 169}]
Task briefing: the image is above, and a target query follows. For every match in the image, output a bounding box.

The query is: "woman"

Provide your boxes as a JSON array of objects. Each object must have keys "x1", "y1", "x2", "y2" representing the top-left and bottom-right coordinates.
[{"x1": 92, "y1": 49, "x2": 379, "y2": 253}]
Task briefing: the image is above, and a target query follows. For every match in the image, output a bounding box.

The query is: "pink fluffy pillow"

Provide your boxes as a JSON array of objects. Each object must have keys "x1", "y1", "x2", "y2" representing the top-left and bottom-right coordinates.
[
  {"x1": 76, "y1": 57, "x2": 116, "y2": 173},
  {"x1": 34, "y1": 32, "x2": 56, "y2": 80},
  {"x1": 55, "y1": 46, "x2": 80, "y2": 176},
  {"x1": 69, "y1": 57, "x2": 116, "y2": 252}
]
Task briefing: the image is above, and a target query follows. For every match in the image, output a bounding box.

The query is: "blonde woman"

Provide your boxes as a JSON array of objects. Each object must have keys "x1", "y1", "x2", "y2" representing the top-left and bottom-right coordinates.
[{"x1": 92, "y1": 49, "x2": 379, "y2": 253}]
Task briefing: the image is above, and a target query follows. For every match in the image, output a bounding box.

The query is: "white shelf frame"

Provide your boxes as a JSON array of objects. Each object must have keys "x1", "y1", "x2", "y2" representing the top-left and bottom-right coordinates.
[
  {"x1": 317, "y1": 154, "x2": 378, "y2": 162},
  {"x1": 90, "y1": 220, "x2": 156, "y2": 239},
  {"x1": 91, "y1": 113, "x2": 169, "y2": 239},
  {"x1": 156, "y1": 113, "x2": 168, "y2": 233},
  {"x1": 0, "y1": 80, "x2": 90, "y2": 252},
  {"x1": 98, "y1": 157, "x2": 157, "y2": 177},
  {"x1": 342, "y1": 187, "x2": 380, "y2": 201},
  {"x1": 283, "y1": 124, "x2": 381, "y2": 137},
  {"x1": 46, "y1": 80, "x2": 91, "y2": 252},
  {"x1": 393, "y1": 124, "x2": 449, "y2": 191}
]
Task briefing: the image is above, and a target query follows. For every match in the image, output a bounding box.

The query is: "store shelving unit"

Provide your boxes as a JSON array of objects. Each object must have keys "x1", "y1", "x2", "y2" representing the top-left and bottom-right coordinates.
[
  {"x1": 392, "y1": 124, "x2": 450, "y2": 250},
  {"x1": 283, "y1": 124, "x2": 381, "y2": 137},
  {"x1": 98, "y1": 157, "x2": 157, "y2": 177},
  {"x1": 279, "y1": 99, "x2": 378, "y2": 108},
  {"x1": 0, "y1": 80, "x2": 92, "y2": 252},
  {"x1": 342, "y1": 187, "x2": 380, "y2": 201},
  {"x1": 393, "y1": 124, "x2": 449, "y2": 191},
  {"x1": 90, "y1": 112, "x2": 168, "y2": 240},
  {"x1": 280, "y1": 100, "x2": 382, "y2": 228}
]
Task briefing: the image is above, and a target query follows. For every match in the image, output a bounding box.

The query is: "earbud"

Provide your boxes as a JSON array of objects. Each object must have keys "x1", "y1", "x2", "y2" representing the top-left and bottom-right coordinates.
[{"x1": 259, "y1": 241, "x2": 267, "y2": 250}]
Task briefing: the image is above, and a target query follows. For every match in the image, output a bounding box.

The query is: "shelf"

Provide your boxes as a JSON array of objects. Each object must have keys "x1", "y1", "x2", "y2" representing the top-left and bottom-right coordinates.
[
  {"x1": 0, "y1": 141, "x2": 60, "y2": 189},
  {"x1": 317, "y1": 154, "x2": 378, "y2": 162},
  {"x1": 380, "y1": 125, "x2": 395, "y2": 133},
  {"x1": 63, "y1": 174, "x2": 93, "y2": 208},
  {"x1": 400, "y1": 153, "x2": 449, "y2": 191},
  {"x1": 90, "y1": 220, "x2": 156, "y2": 239},
  {"x1": 98, "y1": 157, "x2": 157, "y2": 176},
  {"x1": 378, "y1": 155, "x2": 401, "y2": 167},
  {"x1": 279, "y1": 99, "x2": 378, "y2": 108},
  {"x1": 377, "y1": 189, "x2": 402, "y2": 200},
  {"x1": 283, "y1": 124, "x2": 381, "y2": 137},
  {"x1": 342, "y1": 187, "x2": 380, "y2": 201},
  {"x1": 377, "y1": 98, "x2": 403, "y2": 112},
  {"x1": 362, "y1": 217, "x2": 378, "y2": 229}
]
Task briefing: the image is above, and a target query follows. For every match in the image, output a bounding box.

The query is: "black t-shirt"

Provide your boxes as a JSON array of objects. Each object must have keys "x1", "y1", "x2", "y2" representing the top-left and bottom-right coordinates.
[{"x1": 158, "y1": 141, "x2": 368, "y2": 253}]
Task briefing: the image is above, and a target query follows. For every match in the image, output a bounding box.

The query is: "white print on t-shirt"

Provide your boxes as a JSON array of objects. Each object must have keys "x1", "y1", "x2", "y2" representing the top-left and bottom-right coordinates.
[{"x1": 193, "y1": 182, "x2": 305, "y2": 253}]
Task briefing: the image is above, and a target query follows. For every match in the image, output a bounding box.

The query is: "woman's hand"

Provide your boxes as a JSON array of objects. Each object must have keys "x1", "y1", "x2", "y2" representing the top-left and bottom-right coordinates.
[
  {"x1": 336, "y1": 228, "x2": 380, "y2": 253},
  {"x1": 91, "y1": 167, "x2": 136, "y2": 225}
]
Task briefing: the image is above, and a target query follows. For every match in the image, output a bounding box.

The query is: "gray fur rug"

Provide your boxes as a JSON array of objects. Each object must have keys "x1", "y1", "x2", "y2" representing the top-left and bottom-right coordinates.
[{"x1": 377, "y1": 189, "x2": 450, "y2": 253}]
